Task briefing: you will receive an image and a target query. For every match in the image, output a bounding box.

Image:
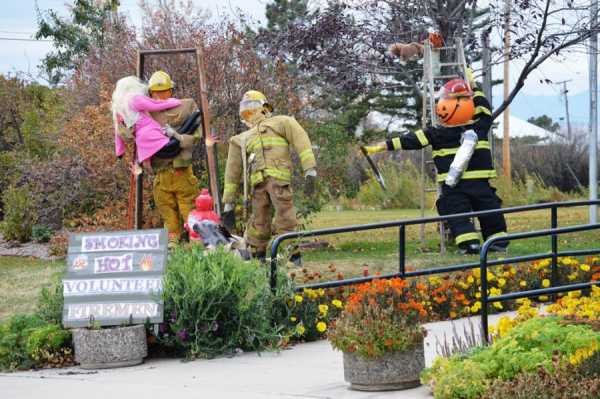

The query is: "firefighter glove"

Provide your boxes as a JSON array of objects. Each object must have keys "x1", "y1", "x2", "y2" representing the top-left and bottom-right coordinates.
[
  {"x1": 222, "y1": 204, "x2": 236, "y2": 232},
  {"x1": 362, "y1": 143, "x2": 386, "y2": 155},
  {"x1": 304, "y1": 169, "x2": 317, "y2": 197}
]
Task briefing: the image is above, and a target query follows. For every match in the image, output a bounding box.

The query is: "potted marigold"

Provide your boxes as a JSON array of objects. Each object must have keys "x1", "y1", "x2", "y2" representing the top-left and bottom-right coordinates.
[{"x1": 328, "y1": 278, "x2": 427, "y2": 391}]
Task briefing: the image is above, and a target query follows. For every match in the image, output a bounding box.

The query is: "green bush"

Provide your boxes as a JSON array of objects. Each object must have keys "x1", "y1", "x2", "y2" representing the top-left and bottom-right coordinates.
[
  {"x1": 493, "y1": 173, "x2": 577, "y2": 207},
  {"x1": 421, "y1": 317, "x2": 600, "y2": 398},
  {"x1": 36, "y1": 276, "x2": 64, "y2": 325},
  {"x1": 160, "y1": 246, "x2": 289, "y2": 358},
  {"x1": 32, "y1": 224, "x2": 53, "y2": 243},
  {"x1": 483, "y1": 364, "x2": 600, "y2": 399},
  {"x1": 0, "y1": 185, "x2": 35, "y2": 242},
  {"x1": 357, "y1": 160, "x2": 428, "y2": 209},
  {"x1": 25, "y1": 324, "x2": 72, "y2": 368},
  {"x1": 0, "y1": 314, "x2": 45, "y2": 370}
]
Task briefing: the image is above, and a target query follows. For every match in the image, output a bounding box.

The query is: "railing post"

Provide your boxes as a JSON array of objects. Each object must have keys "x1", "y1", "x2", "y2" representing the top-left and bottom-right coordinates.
[
  {"x1": 270, "y1": 239, "x2": 281, "y2": 293},
  {"x1": 399, "y1": 225, "x2": 406, "y2": 277},
  {"x1": 551, "y1": 205, "x2": 558, "y2": 301},
  {"x1": 480, "y1": 245, "x2": 490, "y2": 345}
]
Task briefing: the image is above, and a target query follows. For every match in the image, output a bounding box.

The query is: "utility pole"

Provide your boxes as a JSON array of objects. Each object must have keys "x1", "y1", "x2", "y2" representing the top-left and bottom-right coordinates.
[
  {"x1": 482, "y1": 33, "x2": 493, "y2": 157},
  {"x1": 502, "y1": 0, "x2": 512, "y2": 180},
  {"x1": 590, "y1": 0, "x2": 598, "y2": 223},
  {"x1": 555, "y1": 80, "x2": 573, "y2": 140}
]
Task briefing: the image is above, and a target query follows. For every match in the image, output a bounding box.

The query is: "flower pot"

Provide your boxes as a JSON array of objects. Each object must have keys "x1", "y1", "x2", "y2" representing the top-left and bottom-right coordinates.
[
  {"x1": 72, "y1": 325, "x2": 148, "y2": 369},
  {"x1": 343, "y1": 346, "x2": 425, "y2": 391}
]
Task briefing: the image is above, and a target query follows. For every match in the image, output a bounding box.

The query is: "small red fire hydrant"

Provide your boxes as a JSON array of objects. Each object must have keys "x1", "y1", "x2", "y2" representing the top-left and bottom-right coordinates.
[{"x1": 184, "y1": 188, "x2": 221, "y2": 242}]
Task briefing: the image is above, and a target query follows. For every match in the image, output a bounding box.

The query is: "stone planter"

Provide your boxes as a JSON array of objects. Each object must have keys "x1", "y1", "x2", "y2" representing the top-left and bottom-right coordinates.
[
  {"x1": 343, "y1": 346, "x2": 425, "y2": 391},
  {"x1": 72, "y1": 325, "x2": 148, "y2": 369}
]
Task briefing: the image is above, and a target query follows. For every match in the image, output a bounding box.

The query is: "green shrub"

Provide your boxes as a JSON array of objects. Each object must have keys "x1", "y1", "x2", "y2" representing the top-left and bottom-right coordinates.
[
  {"x1": 36, "y1": 276, "x2": 64, "y2": 325},
  {"x1": 32, "y1": 224, "x2": 53, "y2": 243},
  {"x1": 160, "y1": 246, "x2": 288, "y2": 358},
  {"x1": 483, "y1": 364, "x2": 600, "y2": 399},
  {"x1": 493, "y1": 173, "x2": 577, "y2": 207},
  {"x1": 0, "y1": 185, "x2": 35, "y2": 242},
  {"x1": 357, "y1": 160, "x2": 429, "y2": 209},
  {"x1": 0, "y1": 314, "x2": 45, "y2": 370},
  {"x1": 421, "y1": 317, "x2": 600, "y2": 398},
  {"x1": 421, "y1": 356, "x2": 489, "y2": 399},
  {"x1": 25, "y1": 324, "x2": 72, "y2": 368}
]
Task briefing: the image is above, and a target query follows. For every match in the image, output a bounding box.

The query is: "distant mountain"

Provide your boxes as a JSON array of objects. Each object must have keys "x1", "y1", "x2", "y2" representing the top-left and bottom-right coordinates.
[{"x1": 492, "y1": 90, "x2": 593, "y2": 127}]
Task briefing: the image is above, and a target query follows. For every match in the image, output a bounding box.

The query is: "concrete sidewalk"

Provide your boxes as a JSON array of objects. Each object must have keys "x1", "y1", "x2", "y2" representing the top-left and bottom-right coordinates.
[{"x1": 0, "y1": 313, "x2": 509, "y2": 399}]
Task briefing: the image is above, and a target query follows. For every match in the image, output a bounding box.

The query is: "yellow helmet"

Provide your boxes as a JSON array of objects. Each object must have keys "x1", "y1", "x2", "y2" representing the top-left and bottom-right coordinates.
[
  {"x1": 240, "y1": 90, "x2": 273, "y2": 113},
  {"x1": 148, "y1": 70, "x2": 174, "y2": 92}
]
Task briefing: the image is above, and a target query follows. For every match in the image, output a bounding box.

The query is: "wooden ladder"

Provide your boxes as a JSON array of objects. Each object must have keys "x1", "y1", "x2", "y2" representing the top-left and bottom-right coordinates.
[{"x1": 419, "y1": 38, "x2": 470, "y2": 253}]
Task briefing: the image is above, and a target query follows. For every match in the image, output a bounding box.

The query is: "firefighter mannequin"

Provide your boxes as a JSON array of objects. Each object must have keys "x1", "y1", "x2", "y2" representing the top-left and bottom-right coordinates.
[
  {"x1": 222, "y1": 90, "x2": 317, "y2": 263},
  {"x1": 147, "y1": 70, "x2": 203, "y2": 247},
  {"x1": 364, "y1": 78, "x2": 508, "y2": 254}
]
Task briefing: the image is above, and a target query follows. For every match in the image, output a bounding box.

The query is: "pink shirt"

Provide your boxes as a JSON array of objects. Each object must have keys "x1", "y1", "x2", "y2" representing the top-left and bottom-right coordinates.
[{"x1": 114, "y1": 95, "x2": 182, "y2": 162}]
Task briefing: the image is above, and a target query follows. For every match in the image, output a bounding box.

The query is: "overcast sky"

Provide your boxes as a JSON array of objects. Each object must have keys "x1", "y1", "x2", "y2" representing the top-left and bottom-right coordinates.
[{"x1": 0, "y1": 0, "x2": 594, "y2": 101}]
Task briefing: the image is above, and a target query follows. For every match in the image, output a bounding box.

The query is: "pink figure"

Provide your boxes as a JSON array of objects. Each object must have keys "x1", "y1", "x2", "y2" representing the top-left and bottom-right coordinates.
[{"x1": 112, "y1": 76, "x2": 182, "y2": 162}]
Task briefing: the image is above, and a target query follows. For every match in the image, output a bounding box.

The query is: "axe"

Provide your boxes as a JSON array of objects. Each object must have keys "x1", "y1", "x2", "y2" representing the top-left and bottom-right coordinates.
[{"x1": 360, "y1": 146, "x2": 387, "y2": 191}]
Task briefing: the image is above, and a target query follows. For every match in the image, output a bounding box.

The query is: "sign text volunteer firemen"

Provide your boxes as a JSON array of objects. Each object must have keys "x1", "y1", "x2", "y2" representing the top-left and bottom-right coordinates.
[{"x1": 62, "y1": 229, "x2": 168, "y2": 328}]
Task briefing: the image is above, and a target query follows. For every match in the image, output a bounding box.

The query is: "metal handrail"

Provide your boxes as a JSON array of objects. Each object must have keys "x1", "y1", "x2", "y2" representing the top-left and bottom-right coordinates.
[
  {"x1": 270, "y1": 200, "x2": 600, "y2": 291},
  {"x1": 479, "y1": 223, "x2": 600, "y2": 343}
]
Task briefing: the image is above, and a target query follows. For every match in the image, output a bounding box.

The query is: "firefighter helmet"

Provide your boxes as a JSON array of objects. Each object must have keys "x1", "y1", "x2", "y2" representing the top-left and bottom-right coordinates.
[
  {"x1": 436, "y1": 79, "x2": 474, "y2": 126},
  {"x1": 148, "y1": 70, "x2": 174, "y2": 92}
]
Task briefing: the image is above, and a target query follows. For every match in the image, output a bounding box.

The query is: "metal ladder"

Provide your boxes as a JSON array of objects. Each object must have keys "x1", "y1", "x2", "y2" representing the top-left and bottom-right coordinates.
[{"x1": 419, "y1": 38, "x2": 470, "y2": 253}]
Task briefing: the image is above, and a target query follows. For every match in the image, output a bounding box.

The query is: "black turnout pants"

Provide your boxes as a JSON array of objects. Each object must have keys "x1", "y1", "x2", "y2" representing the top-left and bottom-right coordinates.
[{"x1": 436, "y1": 179, "x2": 507, "y2": 247}]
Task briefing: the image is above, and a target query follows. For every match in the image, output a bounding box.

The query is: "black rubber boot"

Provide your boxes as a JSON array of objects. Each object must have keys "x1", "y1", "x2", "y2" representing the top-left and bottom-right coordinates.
[{"x1": 459, "y1": 241, "x2": 481, "y2": 255}]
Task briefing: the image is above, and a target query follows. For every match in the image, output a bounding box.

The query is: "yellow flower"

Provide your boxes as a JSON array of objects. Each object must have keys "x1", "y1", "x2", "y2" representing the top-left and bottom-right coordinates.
[
  {"x1": 290, "y1": 316, "x2": 297, "y2": 322},
  {"x1": 487, "y1": 271, "x2": 495, "y2": 281},
  {"x1": 475, "y1": 292, "x2": 481, "y2": 299},
  {"x1": 493, "y1": 302, "x2": 503, "y2": 310},
  {"x1": 316, "y1": 321, "x2": 327, "y2": 333},
  {"x1": 317, "y1": 288, "x2": 325, "y2": 297},
  {"x1": 458, "y1": 281, "x2": 469, "y2": 289},
  {"x1": 519, "y1": 280, "x2": 527, "y2": 288},
  {"x1": 296, "y1": 324, "x2": 306, "y2": 335},
  {"x1": 470, "y1": 301, "x2": 482, "y2": 313},
  {"x1": 429, "y1": 276, "x2": 442, "y2": 285},
  {"x1": 498, "y1": 278, "x2": 506, "y2": 288},
  {"x1": 542, "y1": 279, "x2": 550, "y2": 288},
  {"x1": 539, "y1": 295, "x2": 549, "y2": 301},
  {"x1": 294, "y1": 295, "x2": 303, "y2": 303},
  {"x1": 450, "y1": 311, "x2": 457, "y2": 318},
  {"x1": 332, "y1": 299, "x2": 343, "y2": 308},
  {"x1": 568, "y1": 290, "x2": 582, "y2": 299},
  {"x1": 472, "y1": 269, "x2": 481, "y2": 278},
  {"x1": 581, "y1": 264, "x2": 591, "y2": 272},
  {"x1": 568, "y1": 273, "x2": 578, "y2": 281},
  {"x1": 318, "y1": 304, "x2": 329, "y2": 315},
  {"x1": 467, "y1": 276, "x2": 475, "y2": 284}
]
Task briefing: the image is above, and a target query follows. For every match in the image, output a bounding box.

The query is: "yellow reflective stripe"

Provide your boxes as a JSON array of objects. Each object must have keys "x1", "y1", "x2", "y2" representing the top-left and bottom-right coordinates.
[
  {"x1": 250, "y1": 171, "x2": 264, "y2": 186},
  {"x1": 415, "y1": 129, "x2": 429, "y2": 146},
  {"x1": 224, "y1": 182, "x2": 237, "y2": 194},
  {"x1": 432, "y1": 141, "x2": 490, "y2": 158},
  {"x1": 299, "y1": 148, "x2": 315, "y2": 163},
  {"x1": 247, "y1": 136, "x2": 288, "y2": 153},
  {"x1": 455, "y1": 232, "x2": 480, "y2": 245},
  {"x1": 473, "y1": 91, "x2": 485, "y2": 98},
  {"x1": 474, "y1": 105, "x2": 491, "y2": 116},
  {"x1": 264, "y1": 168, "x2": 291, "y2": 182},
  {"x1": 437, "y1": 169, "x2": 497, "y2": 182},
  {"x1": 392, "y1": 137, "x2": 401, "y2": 150},
  {"x1": 487, "y1": 231, "x2": 508, "y2": 240}
]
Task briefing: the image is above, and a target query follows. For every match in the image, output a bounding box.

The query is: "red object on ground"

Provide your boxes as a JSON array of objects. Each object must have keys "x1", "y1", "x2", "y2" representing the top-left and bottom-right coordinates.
[{"x1": 185, "y1": 188, "x2": 221, "y2": 241}]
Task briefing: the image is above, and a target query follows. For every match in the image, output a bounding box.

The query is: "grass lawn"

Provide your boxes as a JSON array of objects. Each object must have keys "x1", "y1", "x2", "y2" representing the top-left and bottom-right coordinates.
[
  {"x1": 0, "y1": 257, "x2": 65, "y2": 321},
  {"x1": 292, "y1": 206, "x2": 599, "y2": 282}
]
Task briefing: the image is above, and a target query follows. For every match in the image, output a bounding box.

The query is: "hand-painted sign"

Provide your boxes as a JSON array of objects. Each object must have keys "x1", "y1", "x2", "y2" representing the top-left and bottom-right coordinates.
[{"x1": 62, "y1": 229, "x2": 168, "y2": 328}]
